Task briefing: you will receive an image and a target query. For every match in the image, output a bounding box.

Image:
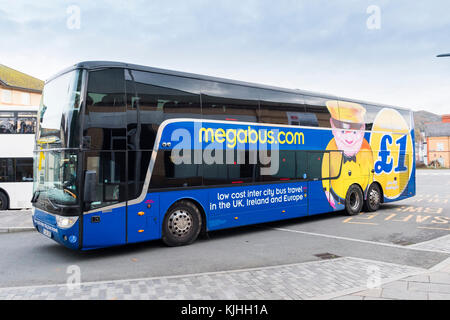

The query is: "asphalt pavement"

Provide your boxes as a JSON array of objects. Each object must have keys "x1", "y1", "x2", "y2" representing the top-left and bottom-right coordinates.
[{"x1": 0, "y1": 169, "x2": 449, "y2": 299}]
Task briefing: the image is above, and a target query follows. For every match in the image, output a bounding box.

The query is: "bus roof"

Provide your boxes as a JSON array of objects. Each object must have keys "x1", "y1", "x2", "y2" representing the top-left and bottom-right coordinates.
[{"x1": 48, "y1": 61, "x2": 412, "y2": 112}]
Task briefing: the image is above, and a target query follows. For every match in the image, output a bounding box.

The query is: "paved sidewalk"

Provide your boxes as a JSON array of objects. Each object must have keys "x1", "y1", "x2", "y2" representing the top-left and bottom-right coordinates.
[
  {"x1": 409, "y1": 234, "x2": 450, "y2": 254},
  {"x1": 0, "y1": 210, "x2": 34, "y2": 233},
  {"x1": 334, "y1": 257, "x2": 450, "y2": 300},
  {"x1": 0, "y1": 257, "x2": 426, "y2": 300}
]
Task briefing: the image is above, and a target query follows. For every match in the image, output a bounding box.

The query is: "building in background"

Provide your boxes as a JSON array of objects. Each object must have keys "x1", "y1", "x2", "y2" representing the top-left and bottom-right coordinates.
[
  {"x1": 415, "y1": 131, "x2": 427, "y2": 165},
  {"x1": 425, "y1": 115, "x2": 450, "y2": 168},
  {"x1": 0, "y1": 64, "x2": 43, "y2": 209}
]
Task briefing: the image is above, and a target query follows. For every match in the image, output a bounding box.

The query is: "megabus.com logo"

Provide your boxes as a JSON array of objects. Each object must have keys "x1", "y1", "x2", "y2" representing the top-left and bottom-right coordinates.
[
  {"x1": 169, "y1": 122, "x2": 306, "y2": 176},
  {"x1": 199, "y1": 126, "x2": 305, "y2": 148}
]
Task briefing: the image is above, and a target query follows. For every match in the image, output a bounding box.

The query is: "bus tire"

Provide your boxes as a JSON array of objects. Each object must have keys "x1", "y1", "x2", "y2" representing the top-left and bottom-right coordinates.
[
  {"x1": 364, "y1": 183, "x2": 382, "y2": 212},
  {"x1": 0, "y1": 191, "x2": 8, "y2": 210},
  {"x1": 162, "y1": 200, "x2": 202, "y2": 247},
  {"x1": 344, "y1": 184, "x2": 363, "y2": 216}
]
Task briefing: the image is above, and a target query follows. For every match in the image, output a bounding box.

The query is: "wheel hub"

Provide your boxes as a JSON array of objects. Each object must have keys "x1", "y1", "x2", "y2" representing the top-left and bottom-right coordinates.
[
  {"x1": 369, "y1": 188, "x2": 380, "y2": 207},
  {"x1": 168, "y1": 210, "x2": 192, "y2": 237}
]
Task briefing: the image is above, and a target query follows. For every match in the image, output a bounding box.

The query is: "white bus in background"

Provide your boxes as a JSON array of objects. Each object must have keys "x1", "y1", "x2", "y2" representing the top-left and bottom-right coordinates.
[{"x1": 0, "y1": 105, "x2": 37, "y2": 210}]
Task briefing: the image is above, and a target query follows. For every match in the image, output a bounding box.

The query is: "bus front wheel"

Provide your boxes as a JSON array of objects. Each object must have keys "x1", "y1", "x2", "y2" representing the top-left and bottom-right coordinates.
[
  {"x1": 344, "y1": 184, "x2": 363, "y2": 216},
  {"x1": 162, "y1": 200, "x2": 202, "y2": 247}
]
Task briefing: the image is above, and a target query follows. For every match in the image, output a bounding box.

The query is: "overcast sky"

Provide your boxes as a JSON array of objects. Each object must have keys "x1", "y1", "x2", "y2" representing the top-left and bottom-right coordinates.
[{"x1": 1, "y1": 0, "x2": 449, "y2": 114}]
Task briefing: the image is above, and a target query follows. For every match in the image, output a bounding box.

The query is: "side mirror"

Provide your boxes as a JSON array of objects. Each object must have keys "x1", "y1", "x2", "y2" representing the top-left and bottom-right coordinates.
[{"x1": 83, "y1": 170, "x2": 97, "y2": 204}]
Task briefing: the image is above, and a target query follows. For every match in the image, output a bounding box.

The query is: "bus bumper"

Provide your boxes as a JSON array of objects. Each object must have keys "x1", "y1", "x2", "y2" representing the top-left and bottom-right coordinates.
[{"x1": 32, "y1": 208, "x2": 80, "y2": 250}]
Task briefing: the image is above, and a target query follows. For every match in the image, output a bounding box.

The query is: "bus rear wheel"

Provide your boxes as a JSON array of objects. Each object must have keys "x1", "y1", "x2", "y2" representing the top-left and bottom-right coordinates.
[
  {"x1": 0, "y1": 192, "x2": 8, "y2": 210},
  {"x1": 162, "y1": 200, "x2": 202, "y2": 247},
  {"x1": 345, "y1": 184, "x2": 363, "y2": 216},
  {"x1": 364, "y1": 183, "x2": 382, "y2": 212}
]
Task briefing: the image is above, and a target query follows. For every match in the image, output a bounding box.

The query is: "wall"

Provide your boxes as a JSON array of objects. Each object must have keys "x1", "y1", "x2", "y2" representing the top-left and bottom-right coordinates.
[
  {"x1": 427, "y1": 136, "x2": 450, "y2": 168},
  {"x1": 1, "y1": 86, "x2": 41, "y2": 107}
]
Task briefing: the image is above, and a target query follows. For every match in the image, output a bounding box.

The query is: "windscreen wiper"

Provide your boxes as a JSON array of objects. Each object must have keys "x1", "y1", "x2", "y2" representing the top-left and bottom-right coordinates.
[{"x1": 31, "y1": 190, "x2": 40, "y2": 203}]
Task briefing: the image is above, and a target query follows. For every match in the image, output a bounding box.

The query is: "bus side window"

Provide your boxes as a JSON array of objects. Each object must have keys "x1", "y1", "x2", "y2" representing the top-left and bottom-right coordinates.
[
  {"x1": 201, "y1": 81, "x2": 259, "y2": 123},
  {"x1": 130, "y1": 70, "x2": 202, "y2": 150},
  {"x1": 0, "y1": 158, "x2": 14, "y2": 182},
  {"x1": 296, "y1": 151, "x2": 308, "y2": 179},
  {"x1": 258, "y1": 90, "x2": 305, "y2": 126},
  {"x1": 149, "y1": 149, "x2": 202, "y2": 189},
  {"x1": 308, "y1": 152, "x2": 324, "y2": 180},
  {"x1": 15, "y1": 158, "x2": 33, "y2": 182},
  {"x1": 275, "y1": 150, "x2": 296, "y2": 180},
  {"x1": 85, "y1": 151, "x2": 127, "y2": 209},
  {"x1": 327, "y1": 151, "x2": 343, "y2": 179},
  {"x1": 127, "y1": 150, "x2": 152, "y2": 200},
  {"x1": 303, "y1": 95, "x2": 331, "y2": 128},
  {"x1": 363, "y1": 104, "x2": 382, "y2": 131},
  {"x1": 84, "y1": 68, "x2": 127, "y2": 151},
  {"x1": 257, "y1": 149, "x2": 296, "y2": 182}
]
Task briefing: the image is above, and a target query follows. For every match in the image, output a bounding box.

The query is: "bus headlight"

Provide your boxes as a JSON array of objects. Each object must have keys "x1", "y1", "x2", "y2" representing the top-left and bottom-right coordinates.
[{"x1": 56, "y1": 216, "x2": 79, "y2": 229}]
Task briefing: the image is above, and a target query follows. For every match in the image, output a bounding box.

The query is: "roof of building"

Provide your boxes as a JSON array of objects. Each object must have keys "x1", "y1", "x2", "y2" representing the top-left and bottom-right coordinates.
[
  {"x1": 0, "y1": 64, "x2": 44, "y2": 92},
  {"x1": 424, "y1": 122, "x2": 450, "y2": 137}
]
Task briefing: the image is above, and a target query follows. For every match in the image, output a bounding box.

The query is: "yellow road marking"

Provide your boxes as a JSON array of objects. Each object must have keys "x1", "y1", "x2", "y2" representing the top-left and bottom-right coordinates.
[
  {"x1": 342, "y1": 217, "x2": 378, "y2": 225},
  {"x1": 417, "y1": 226, "x2": 450, "y2": 231}
]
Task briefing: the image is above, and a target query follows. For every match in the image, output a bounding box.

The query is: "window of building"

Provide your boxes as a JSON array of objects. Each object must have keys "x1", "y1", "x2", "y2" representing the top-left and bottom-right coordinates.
[
  {"x1": 2, "y1": 89, "x2": 12, "y2": 103},
  {"x1": 21, "y1": 92, "x2": 30, "y2": 105}
]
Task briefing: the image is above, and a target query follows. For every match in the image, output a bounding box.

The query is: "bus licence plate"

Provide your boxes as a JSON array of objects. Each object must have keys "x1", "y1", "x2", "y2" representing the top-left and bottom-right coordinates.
[{"x1": 43, "y1": 229, "x2": 52, "y2": 238}]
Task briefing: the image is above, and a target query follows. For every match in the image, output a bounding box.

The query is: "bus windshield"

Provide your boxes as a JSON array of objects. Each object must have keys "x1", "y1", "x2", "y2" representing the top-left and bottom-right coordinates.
[
  {"x1": 33, "y1": 150, "x2": 78, "y2": 209},
  {"x1": 34, "y1": 69, "x2": 83, "y2": 214},
  {"x1": 37, "y1": 69, "x2": 83, "y2": 147}
]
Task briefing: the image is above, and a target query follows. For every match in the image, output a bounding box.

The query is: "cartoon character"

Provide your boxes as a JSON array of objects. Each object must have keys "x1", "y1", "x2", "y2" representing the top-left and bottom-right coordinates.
[{"x1": 322, "y1": 101, "x2": 374, "y2": 209}]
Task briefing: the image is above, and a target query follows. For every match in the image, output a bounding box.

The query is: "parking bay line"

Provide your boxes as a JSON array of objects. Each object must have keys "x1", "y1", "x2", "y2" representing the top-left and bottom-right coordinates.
[
  {"x1": 267, "y1": 226, "x2": 449, "y2": 254},
  {"x1": 342, "y1": 217, "x2": 378, "y2": 225},
  {"x1": 417, "y1": 226, "x2": 450, "y2": 231}
]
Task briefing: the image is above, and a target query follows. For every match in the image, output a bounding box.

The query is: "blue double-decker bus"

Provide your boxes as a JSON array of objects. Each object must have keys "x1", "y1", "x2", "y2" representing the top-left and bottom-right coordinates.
[{"x1": 32, "y1": 61, "x2": 415, "y2": 250}]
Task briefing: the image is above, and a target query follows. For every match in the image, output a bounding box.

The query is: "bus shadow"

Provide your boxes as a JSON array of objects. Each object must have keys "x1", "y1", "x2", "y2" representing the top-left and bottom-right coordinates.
[
  {"x1": 42, "y1": 206, "x2": 406, "y2": 259},
  {"x1": 185, "y1": 211, "x2": 347, "y2": 243}
]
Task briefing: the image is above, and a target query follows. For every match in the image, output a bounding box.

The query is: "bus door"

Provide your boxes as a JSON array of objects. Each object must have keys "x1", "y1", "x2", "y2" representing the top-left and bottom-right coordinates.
[
  {"x1": 125, "y1": 70, "x2": 159, "y2": 243},
  {"x1": 307, "y1": 151, "x2": 332, "y2": 215},
  {"x1": 82, "y1": 151, "x2": 128, "y2": 248}
]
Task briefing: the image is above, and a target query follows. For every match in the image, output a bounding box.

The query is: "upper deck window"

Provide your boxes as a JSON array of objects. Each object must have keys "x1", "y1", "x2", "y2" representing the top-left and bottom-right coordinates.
[
  {"x1": 258, "y1": 90, "x2": 307, "y2": 126},
  {"x1": 0, "y1": 111, "x2": 36, "y2": 134},
  {"x1": 84, "y1": 68, "x2": 127, "y2": 150},
  {"x1": 303, "y1": 95, "x2": 332, "y2": 128}
]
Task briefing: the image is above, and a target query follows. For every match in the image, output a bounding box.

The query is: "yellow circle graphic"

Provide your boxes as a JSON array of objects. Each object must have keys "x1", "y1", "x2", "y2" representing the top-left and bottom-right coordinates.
[{"x1": 370, "y1": 108, "x2": 413, "y2": 199}]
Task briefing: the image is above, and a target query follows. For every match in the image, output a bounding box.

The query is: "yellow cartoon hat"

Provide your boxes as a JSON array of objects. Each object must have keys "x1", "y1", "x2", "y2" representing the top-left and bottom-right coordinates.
[{"x1": 326, "y1": 100, "x2": 366, "y2": 124}]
